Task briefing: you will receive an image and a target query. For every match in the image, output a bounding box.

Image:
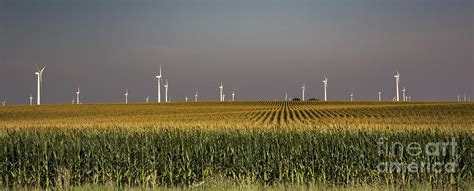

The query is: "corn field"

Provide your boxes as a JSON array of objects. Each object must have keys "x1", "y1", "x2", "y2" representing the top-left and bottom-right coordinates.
[{"x1": 0, "y1": 101, "x2": 473, "y2": 189}]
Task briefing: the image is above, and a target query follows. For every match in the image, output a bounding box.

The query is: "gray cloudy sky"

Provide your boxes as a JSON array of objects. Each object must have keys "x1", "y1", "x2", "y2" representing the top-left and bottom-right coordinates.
[{"x1": 0, "y1": 0, "x2": 472, "y2": 104}]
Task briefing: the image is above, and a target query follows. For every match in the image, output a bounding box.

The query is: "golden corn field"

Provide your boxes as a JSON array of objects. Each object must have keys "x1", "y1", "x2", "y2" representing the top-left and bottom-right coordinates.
[{"x1": 0, "y1": 101, "x2": 473, "y2": 189}]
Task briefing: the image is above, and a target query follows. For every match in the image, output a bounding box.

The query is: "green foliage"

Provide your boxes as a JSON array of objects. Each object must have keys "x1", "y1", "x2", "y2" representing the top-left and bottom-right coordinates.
[
  {"x1": 0, "y1": 127, "x2": 472, "y2": 189},
  {"x1": 0, "y1": 101, "x2": 472, "y2": 189}
]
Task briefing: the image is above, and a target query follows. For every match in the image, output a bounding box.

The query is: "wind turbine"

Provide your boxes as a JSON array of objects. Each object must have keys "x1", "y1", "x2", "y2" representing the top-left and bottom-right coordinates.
[
  {"x1": 378, "y1": 91, "x2": 382, "y2": 102},
  {"x1": 394, "y1": 71, "x2": 400, "y2": 102},
  {"x1": 146, "y1": 96, "x2": 149, "y2": 103},
  {"x1": 155, "y1": 65, "x2": 162, "y2": 103},
  {"x1": 350, "y1": 93, "x2": 353, "y2": 102},
  {"x1": 285, "y1": 92, "x2": 288, "y2": 101},
  {"x1": 223, "y1": 94, "x2": 226, "y2": 101},
  {"x1": 219, "y1": 81, "x2": 223, "y2": 101},
  {"x1": 29, "y1": 93, "x2": 33, "y2": 105},
  {"x1": 75, "y1": 86, "x2": 80, "y2": 105},
  {"x1": 301, "y1": 83, "x2": 305, "y2": 101},
  {"x1": 323, "y1": 75, "x2": 328, "y2": 101},
  {"x1": 35, "y1": 66, "x2": 45, "y2": 105},
  {"x1": 194, "y1": 91, "x2": 198, "y2": 102},
  {"x1": 1, "y1": 99, "x2": 5, "y2": 107},
  {"x1": 164, "y1": 79, "x2": 169, "y2": 103},
  {"x1": 72, "y1": 98, "x2": 75, "y2": 104},
  {"x1": 232, "y1": 91, "x2": 235, "y2": 102},
  {"x1": 457, "y1": 95, "x2": 460, "y2": 102},
  {"x1": 124, "y1": 89, "x2": 129, "y2": 104},
  {"x1": 402, "y1": 87, "x2": 406, "y2": 102},
  {"x1": 185, "y1": 95, "x2": 189, "y2": 102},
  {"x1": 464, "y1": 94, "x2": 467, "y2": 102}
]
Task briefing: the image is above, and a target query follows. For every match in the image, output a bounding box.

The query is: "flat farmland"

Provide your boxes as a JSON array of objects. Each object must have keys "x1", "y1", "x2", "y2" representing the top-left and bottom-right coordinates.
[
  {"x1": 0, "y1": 101, "x2": 473, "y2": 189},
  {"x1": 0, "y1": 101, "x2": 472, "y2": 131}
]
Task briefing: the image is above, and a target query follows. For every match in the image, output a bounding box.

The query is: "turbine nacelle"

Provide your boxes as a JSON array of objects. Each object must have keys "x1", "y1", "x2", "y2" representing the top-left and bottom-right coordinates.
[
  {"x1": 36, "y1": 66, "x2": 45, "y2": 76},
  {"x1": 323, "y1": 74, "x2": 328, "y2": 83},
  {"x1": 155, "y1": 64, "x2": 162, "y2": 79}
]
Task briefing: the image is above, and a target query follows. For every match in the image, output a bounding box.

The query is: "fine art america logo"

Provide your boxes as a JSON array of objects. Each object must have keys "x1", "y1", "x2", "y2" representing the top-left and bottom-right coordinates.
[{"x1": 376, "y1": 138, "x2": 458, "y2": 174}]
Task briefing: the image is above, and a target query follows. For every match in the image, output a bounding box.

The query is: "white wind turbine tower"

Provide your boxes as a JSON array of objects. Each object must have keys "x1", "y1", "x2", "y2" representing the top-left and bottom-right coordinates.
[
  {"x1": 155, "y1": 65, "x2": 162, "y2": 103},
  {"x1": 124, "y1": 89, "x2": 129, "y2": 104},
  {"x1": 378, "y1": 91, "x2": 382, "y2": 102},
  {"x1": 323, "y1": 75, "x2": 328, "y2": 101},
  {"x1": 185, "y1": 95, "x2": 189, "y2": 102},
  {"x1": 301, "y1": 83, "x2": 305, "y2": 101},
  {"x1": 223, "y1": 94, "x2": 226, "y2": 101},
  {"x1": 29, "y1": 93, "x2": 34, "y2": 105},
  {"x1": 232, "y1": 91, "x2": 235, "y2": 102},
  {"x1": 164, "y1": 79, "x2": 169, "y2": 103},
  {"x1": 72, "y1": 98, "x2": 75, "y2": 104},
  {"x1": 35, "y1": 66, "x2": 46, "y2": 105},
  {"x1": 350, "y1": 93, "x2": 353, "y2": 102},
  {"x1": 285, "y1": 92, "x2": 288, "y2": 101},
  {"x1": 219, "y1": 81, "x2": 223, "y2": 101},
  {"x1": 194, "y1": 91, "x2": 198, "y2": 102},
  {"x1": 402, "y1": 87, "x2": 406, "y2": 102},
  {"x1": 464, "y1": 94, "x2": 467, "y2": 102},
  {"x1": 394, "y1": 71, "x2": 400, "y2": 102},
  {"x1": 457, "y1": 95, "x2": 460, "y2": 102},
  {"x1": 146, "y1": 96, "x2": 149, "y2": 103},
  {"x1": 1, "y1": 99, "x2": 5, "y2": 107},
  {"x1": 76, "y1": 86, "x2": 80, "y2": 105}
]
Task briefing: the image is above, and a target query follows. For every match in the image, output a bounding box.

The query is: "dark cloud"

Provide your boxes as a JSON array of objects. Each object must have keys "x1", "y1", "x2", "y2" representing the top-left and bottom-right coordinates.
[{"x1": 0, "y1": 0, "x2": 472, "y2": 104}]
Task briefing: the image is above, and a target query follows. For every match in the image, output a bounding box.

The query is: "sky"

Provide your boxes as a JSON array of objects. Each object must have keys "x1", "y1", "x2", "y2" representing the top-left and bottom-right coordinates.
[{"x1": 0, "y1": 0, "x2": 472, "y2": 104}]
